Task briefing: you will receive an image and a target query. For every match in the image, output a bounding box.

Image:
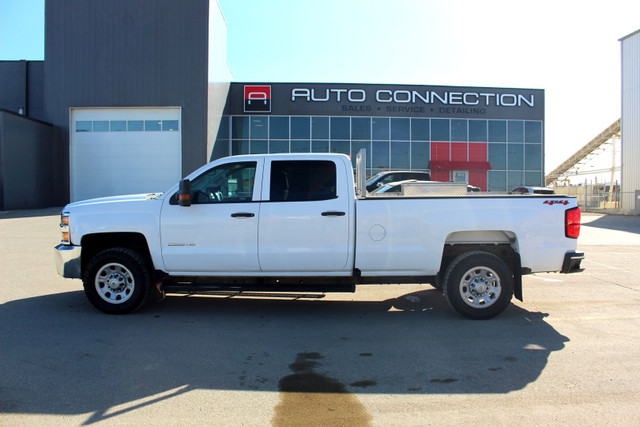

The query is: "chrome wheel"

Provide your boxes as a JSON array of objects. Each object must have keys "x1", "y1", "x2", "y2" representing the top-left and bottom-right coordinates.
[
  {"x1": 95, "y1": 262, "x2": 135, "y2": 304},
  {"x1": 459, "y1": 266, "x2": 501, "y2": 308}
]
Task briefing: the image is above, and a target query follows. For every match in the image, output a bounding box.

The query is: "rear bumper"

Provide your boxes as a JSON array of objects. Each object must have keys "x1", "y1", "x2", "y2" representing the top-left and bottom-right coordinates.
[
  {"x1": 54, "y1": 244, "x2": 82, "y2": 278},
  {"x1": 561, "y1": 251, "x2": 585, "y2": 273}
]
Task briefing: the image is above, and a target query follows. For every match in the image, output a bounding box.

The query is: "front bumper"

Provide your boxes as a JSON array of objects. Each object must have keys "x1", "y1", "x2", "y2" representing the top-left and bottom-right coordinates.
[
  {"x1": 54, "y1": 244, "x2": 82, "y2": 278},
  {"x1": 561, "y1": 251, "x2": 585, "y2": 273}
]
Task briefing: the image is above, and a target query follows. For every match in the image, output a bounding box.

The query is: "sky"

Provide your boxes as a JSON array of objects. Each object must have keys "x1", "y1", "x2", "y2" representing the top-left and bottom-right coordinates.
[{"x1": 1, "y1": 0, "x2": 638, "y2": 172}]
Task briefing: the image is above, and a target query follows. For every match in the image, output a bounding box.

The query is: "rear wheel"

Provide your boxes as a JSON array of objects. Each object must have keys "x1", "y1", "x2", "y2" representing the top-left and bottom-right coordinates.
[
  {"x1": 443, "y1": 251, "x2": 514, "y2": 319},
  {"x1": 83, "y1": 248, "x2": 151, "y2": 314}
]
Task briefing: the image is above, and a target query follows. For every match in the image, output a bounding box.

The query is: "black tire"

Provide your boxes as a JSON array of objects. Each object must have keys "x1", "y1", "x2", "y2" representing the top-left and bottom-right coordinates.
[
  {"x1": 443, "y1": 251, "x2": 514, "y2": 320},
  {"x1": 83, "y1": 248, "x2": 151, "y2": 314}
]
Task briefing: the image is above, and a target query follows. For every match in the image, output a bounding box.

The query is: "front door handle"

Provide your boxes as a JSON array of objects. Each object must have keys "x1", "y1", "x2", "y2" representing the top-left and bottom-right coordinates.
[
  {"x1": 231, "y1": 212, "x2": 255, "y2": 218},
  {"x1": 321, "y1": 211, "x2": 346, "y2": 217}
]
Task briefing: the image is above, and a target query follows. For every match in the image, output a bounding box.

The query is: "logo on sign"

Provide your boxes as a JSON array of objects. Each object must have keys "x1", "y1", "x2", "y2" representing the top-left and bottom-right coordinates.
[{"x1": 244, "y1": 85, "x2": 271, "y2": 113}]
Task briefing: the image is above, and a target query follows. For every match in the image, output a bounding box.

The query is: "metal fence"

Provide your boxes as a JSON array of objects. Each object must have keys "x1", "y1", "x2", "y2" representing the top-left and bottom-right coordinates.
[{"x1": 554, "y1": 184, "x2": 636, "y2": 212}]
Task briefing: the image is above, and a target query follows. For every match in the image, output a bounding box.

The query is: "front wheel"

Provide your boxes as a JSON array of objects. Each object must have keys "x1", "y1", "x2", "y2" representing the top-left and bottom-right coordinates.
[
  {"x1": 83, "y1": 248, "x2": 151, "y2": 314},
  {"x1": 443, "y1": 251, "x2": 514, "y2": 320}
]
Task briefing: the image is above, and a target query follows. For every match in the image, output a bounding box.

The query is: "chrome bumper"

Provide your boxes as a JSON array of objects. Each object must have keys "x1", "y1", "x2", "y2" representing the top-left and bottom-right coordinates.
[{"x1": 54, "y1": 244, "x2": 82, "y2": 278}]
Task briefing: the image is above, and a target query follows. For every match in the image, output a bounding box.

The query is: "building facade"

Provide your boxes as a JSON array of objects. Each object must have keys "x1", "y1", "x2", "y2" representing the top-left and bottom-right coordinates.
[
  {"x1": 215, "y1": 83, "x2": 545, "y2": 191},
  {"x1": 621, "y1": 29, "x2": 640, "y2": 212},
  {"x1": 1, "y1": 1, "x2": 546, "y2": 207}
]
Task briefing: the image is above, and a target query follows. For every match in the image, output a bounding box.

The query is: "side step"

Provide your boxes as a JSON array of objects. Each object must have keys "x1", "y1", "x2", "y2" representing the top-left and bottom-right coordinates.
[{"x1": 163, "y1": 289, "x2": 326, "y2": 300}]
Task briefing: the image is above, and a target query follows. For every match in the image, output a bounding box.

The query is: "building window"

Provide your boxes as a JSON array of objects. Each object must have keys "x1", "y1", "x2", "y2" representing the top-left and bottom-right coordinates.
[
  {"x1": 508, "y1": 120, "x2": 524, "y2": 142},
  {"x1": 469, "y1": 120, "x2": 487, "y2": 142},
  {"x1": 312, "y1": 117, "x2": 329, "y2": 139},
  {"x1": 488, "y1": 120, "x2": 506, "y2": 142},
  {"x1": 330, "y1": 117, "x2": 350, "y2": 139},
  {"x1": 251, "y1": 117, "x2": 267, "y2": 139},
  {"x1": 525, "y1": 121, "x2": 542, "y2": 143},
  {"x1": 269, "y1": 116, "x2": 289, "y2": 139},
  {"x1": 411, "y1": 118, "x2": 429, "y2": 141},
  {"x1": 110, "y1": 121, "x2": 126, "y2": 132},
  {"x1": 162, "y1": 120, "x2": 179, "y2": 131},
  {"x1": 351, "y1": 117, "x2": 371, "y2": 140},
  {"x1": 431, "y1": 119, "x2": 449, "y2": 141},
  {"x1": 94, "y1": 121, "x2": 109, "y2": 132},
  {"x1": 145, "y1": 120, "x2": 161, "y2": 131},
  {"x1": 451, "y1": 119, "x2": 467, "y2": 142},
  {"x1": 291, "y1": 117, "x2": 310, "y2": 139},
  {"x1": 391, "y1": 118, "x2": 410, "y2": 140},
  {"x1": 76, "y1": 121, "x2": 92, "y2": 132},
  {"x1": 128, "y1": 120, "x2": 144, "y2": 131},
  {"x1": 372, "y1": 117, "x2": 389, "y2": 140}
]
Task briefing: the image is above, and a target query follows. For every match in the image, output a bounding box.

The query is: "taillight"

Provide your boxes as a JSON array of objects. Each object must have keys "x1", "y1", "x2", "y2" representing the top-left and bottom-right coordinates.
[
  {"x1": 565, "y1": 207, "x2": 581, "y2": 239},
  {"x1": 60, "y1": 212, "x2": 71, "y2": 244}
]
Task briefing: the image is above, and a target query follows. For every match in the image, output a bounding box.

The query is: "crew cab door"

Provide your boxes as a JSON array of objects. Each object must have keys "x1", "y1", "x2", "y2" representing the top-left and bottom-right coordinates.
[
  {"x1": 258, "y1": 159, "x2": 351, "y2": 272},
  {"x1": 160, "y1": 159, "x2": 262, "y2": 273}
]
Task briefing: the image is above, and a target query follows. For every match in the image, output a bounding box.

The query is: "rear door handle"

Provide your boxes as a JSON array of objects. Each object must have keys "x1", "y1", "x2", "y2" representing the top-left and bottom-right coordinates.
[
  {"x1": 231, "y1": 212, "x2": 255, "y2": 218},
  {"x1": 321, "y1": 211, "x2": 346, "y2": 217}
]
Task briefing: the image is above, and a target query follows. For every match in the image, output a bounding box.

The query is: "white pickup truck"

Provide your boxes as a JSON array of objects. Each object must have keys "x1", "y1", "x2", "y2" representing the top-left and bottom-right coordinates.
[{"x1": 54, "y1": 152, "x2": 584, "y2": 319}]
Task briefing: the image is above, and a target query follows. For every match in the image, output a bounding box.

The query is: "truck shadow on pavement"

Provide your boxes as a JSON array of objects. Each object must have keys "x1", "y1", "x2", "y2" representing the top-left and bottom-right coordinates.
[{"x1": 0, "y1": 288, "x2": 568, "y2": 424}]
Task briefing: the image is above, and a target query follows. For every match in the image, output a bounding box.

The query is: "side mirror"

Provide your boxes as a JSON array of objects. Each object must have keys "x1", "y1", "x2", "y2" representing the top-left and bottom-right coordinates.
[{"x1": 178, "y1": 179, "x2": 191, "y2": 207}]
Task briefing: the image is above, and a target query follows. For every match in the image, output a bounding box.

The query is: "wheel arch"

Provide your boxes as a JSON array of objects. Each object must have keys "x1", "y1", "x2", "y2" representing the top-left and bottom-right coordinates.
[
  {"x1": 81, "y1": 232, "x2": 152, "y2": 277},
  {"x1": 438, "y1": 230, "x2": 523, "y2": 301}
]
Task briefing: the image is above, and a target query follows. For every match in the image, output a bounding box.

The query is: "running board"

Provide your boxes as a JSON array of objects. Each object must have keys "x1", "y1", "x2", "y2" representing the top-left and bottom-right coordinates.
[{"x1": 163, "y1": 289, "x2": 326, "y2": 299}]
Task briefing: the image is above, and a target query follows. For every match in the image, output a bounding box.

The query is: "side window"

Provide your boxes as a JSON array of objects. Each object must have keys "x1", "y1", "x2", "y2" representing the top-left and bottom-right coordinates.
[
  {"x1": 176, "y1": 162, "x2": 256, "y2": 204},
  {"x1": 270, "y1": 161, "x2": 337, "y2": 202}
]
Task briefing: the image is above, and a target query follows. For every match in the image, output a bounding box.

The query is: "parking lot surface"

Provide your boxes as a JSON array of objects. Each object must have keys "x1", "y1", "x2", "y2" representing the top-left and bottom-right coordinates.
[{"x1": 1, "y1": 209, "x2": 639, "y2": 426}]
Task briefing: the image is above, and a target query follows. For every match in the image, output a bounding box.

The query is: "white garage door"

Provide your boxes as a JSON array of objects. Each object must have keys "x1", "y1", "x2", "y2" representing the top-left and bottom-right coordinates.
[{"x1": 70, "y1": 107, "x2": 182, "y2": 202}]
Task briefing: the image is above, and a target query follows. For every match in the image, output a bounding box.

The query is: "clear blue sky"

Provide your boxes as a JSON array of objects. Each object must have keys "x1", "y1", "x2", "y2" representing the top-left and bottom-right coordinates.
[{"x1": 1, "y1": 0, "x2": 639, "y2": 170}]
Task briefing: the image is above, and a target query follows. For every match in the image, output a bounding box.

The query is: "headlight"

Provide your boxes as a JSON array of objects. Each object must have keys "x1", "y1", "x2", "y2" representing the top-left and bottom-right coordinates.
[{"x1": 60, "y1": 212, "x2": 70, "y2": 244}]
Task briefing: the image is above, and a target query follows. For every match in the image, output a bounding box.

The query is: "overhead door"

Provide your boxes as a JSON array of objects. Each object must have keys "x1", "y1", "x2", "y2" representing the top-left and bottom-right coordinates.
[{"x1": 70, "y1": 107, "x2": 182, "y2": 202}]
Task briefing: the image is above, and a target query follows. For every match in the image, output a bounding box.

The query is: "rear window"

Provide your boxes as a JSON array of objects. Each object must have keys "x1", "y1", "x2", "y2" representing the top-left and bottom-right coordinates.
[{"x1": 270, "y1": 161, "x2": 337, "y2": 202}]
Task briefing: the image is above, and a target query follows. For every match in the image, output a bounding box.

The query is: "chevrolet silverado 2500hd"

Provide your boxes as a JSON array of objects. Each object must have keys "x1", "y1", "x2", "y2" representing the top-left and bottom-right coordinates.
[{"x1": 54, "y1": 152, "x2": 584, "y2": 319}]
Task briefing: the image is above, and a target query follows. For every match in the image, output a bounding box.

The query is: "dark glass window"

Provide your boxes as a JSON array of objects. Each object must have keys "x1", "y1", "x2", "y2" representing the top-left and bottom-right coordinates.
[
  {"x1": 431, "y1": 119, "x2": 449, "y2": 141},
  {"x1": 162, "y1": 120, "x2": 179, "y2": 131},
  {"x1": 489, "y1": 144, "x2": 506, "y2": 170},
  {"x1": 411, "y1": 141, "x2": 429, "y2": 169},
  {"x1": 312, "y1": 117, "x2": 329, "y2": 139},
  {"x1": 391, "y1": 118, "x2": 410, "y2": 140},
  {"x1": 270, "y1": 116, "x2": 289, "y2": 139},
  {"x1": 411, "y1": 119, "x2": 429, "y2": 141},
  {"x1": 110, "y1": 121, "x2": 126, "y2": 132},
  {"x1": 232, "y1": 117, "x2": 249, "y2": 139},
  {"x1": 269, "y1": 140, "x2": 289, "y2": 153},
  {"x1": 390, "y1": 141, "x2": 410, "y2": 169},
  {"x1": 525, "y1": 121, "x2": 542, "y2": 143},
  {"x1": 250, "y1": 140, "x2": 268, "y2": 154},
  {"x1": 372, "y1": 140, "x2": 389, "y2": 169},
  {"x1": 469, "y1": 120, "x2": 487, "y2": 142},
  {"x1": 270, "y1": 161, "x2": 337, "y2": 202},
  {"x1": 488, "y1": 120, "x2": 506, "y2": 142},
  {"x1": 291, "y1": 140, "x2": 311, "y2": 153},
  {"x1": 508, "y1": 121, "x2": 524, "y2": 142},
  {"x1": 127, "y1": 120, "x2": 143, "y2": 131},
  {"x1": 372, "y1": 118, "x2": 389, "y2": 140},
  {"x1": 76, "y1": 121, "x2": 92, "y2": 132},
  {"x1": 351, "y1": 117, "x2": 371, "y2": 140},
  {"x1": 331, "y1": 117, "x2": 350, "y2": 139},
  {"x1": 525, "y1": 144, "x2": 542, "y2": 170},
  {"x1": 525, "y1": 172, "x2": 542, "y2": 187},
  {"x1": 232, "y1": 140, "x2": 249, "y2": 155},
  {"x1": 94, "y1": 121, "x2": 110, "y2": 132},
  {"x1": 251, "y1": 117, "x2": 268, "y2": 139},
  {"x1": 508, "y1": 171, "x2": 524, "y2": 189},
  {"x1": 331, "y1": 140, "x2": 350, "y2": 156},
  {"x1": 508, "y1": 144, "x2": 524, "y2": 170},
  {"x1": 291, "y1": 117, "x2": 310, "y2": 139},
  {"x1": 312, "y1": 140, "x2": 329, "y2": 152},
  {"x1": 488, "y1": 171, "x2": 507, "y2": 192},
  {"x1": 186, "y1": 161, "x2": 256, "y2": 204},
  {"x1": 451, "y1": 119, "x2": 467, "y2": 142}
]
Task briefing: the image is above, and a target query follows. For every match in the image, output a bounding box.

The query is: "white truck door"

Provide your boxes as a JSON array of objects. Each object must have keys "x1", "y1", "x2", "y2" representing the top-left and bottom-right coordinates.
[
  {"x1": 259, "y1": 159, "x2": 351, "y2": 272},
  {"x1": 160, "y1": 160, "x2": 262, "y2": 273}
]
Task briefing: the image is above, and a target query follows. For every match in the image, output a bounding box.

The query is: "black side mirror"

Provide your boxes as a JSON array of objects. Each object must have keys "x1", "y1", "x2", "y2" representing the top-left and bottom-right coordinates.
[{"x1": 178, "y1": 179, "x2": 191, "y2": 207}]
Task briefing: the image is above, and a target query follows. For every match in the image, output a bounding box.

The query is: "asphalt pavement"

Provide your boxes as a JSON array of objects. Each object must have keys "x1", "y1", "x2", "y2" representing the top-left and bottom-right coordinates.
[{"x1": 0, "y1": 209, "x2": 639, "y2": 426}]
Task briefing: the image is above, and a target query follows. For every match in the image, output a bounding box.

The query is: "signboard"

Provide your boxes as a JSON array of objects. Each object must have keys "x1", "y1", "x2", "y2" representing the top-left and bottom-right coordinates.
[{"x1": 227, "y1": 83, "x2": 544, "y2": 120}]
